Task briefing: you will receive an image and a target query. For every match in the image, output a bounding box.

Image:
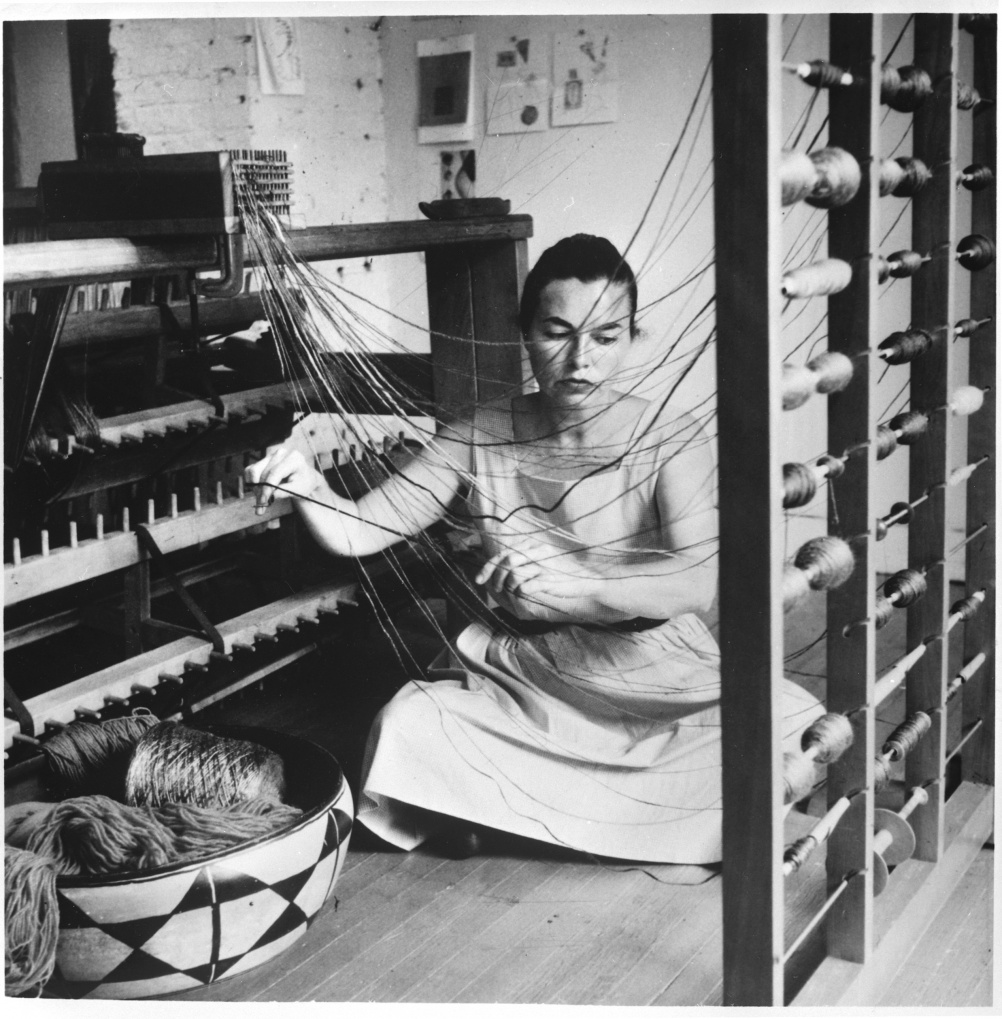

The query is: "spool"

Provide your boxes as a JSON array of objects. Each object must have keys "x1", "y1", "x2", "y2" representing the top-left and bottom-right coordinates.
[
  {"x1": 781, "y1": 364, "x2": 819, "y2": 410},
  {"x1": 807, "y1": 351, "x2": 854, "y2": 394},
  {"x1": 878, "y1": 328, "x2": 932, "y2": 365},
  {"x1": 877, "y1": 250, "x2": 928, "y2": 283},
  {"x1": 881, "y1": 65, "x2": 934, "y2": 113},
  {"x1": 872, "y1": 807, "x2": 918, "y2": 896},
  {"x1": 882, "y1": 711, "x2": 932, "y2": 762},
  {"x1": 784, "y1": 536, "x2": 855, "y2": 609},
  {"x1": 783, "y1": 462, "x2": 818, "y2": 508},
  {"x1": 879, "y1": 157, "x2": 932, "y2": 198},
  {"x1": 887, "y1": 410, "x2": 929, "y2": 444},
  {"x1": 782, "y1": 751, "x2": 818, "y2": 804},
  {"x1": 805, "y1": 147, "x2": 862, "y2": 208},
  {"x1": 956, "y1": 81, "x2": 982, "y2": 111},
  {"x1": 955, "y1": 317, "x2": 991, "y2": 338},
  {"x1": 960, "y1": 13, "x2": 997, "y2": 35},
  {"x1": 793, "y1": 60, "x2": 853, "y2": 89},
  {"x1": 949, "y1": 385, "x2": 986, "y2": 417},
  {"x1": 959, "y1": 164, "x2": 994, "y2": 192},
  {"x1": 876, "y1": 501, "x2": 914, "y2": 542},
  {"x1": 817, "y1": 454, "x2": 846, "y2": 481},
  {"x1": 801, "y1": 712, "x2": 854, "y2": 764},
  {"x1": 780, "y1": 150, "x2": 818, "y2": 206},
  {"x1": 781, "y1": 258, "x2": 853, "y2": 299},
  {"x1": 874, "y1": 596, "x2": 896, "y2": 631},
  {"x1": 956, "y1": 234, "x2": 996, "y2": 271},
  {"x1": 883, "y1": 568, "x2": 928, "y2": 607},
  {"x1": 950, "y1": 592, "x2": 985, "y2": 622}
]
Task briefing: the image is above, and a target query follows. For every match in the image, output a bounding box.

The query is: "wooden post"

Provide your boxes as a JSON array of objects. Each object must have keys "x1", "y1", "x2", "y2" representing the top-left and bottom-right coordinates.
[
  {"x1": 823, "y1": 13, "x2": 880, "y2": 962},
  {"x1": 712, "y1": 14, "x2": 785, "y2": 1006},
  {"x1": 906, "y1": 13, "x2": 959, "y2": 863},
  {"x1": 962, "y1": 18, "x2": 996, "y2": 786}
]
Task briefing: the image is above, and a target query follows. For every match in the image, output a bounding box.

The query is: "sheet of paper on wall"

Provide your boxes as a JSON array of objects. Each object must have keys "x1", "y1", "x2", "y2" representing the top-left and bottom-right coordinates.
[
  {"x1": 417, "y1": 34, "x2": 475, "y2": 144},
  {"x1": 486, "y1": 35, "x2": 549, "y2": 134},
  {"x1": 552, "y1": 29, "x2": 618, "y2": 127},
  {"x1": 255, "y1": 18, "x2": 305, "y2": 96}
]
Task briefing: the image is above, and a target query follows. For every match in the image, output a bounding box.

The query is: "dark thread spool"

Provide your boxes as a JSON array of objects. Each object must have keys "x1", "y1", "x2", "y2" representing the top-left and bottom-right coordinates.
[
  {"x1": 780, "y1": 150, "x2": 818, "y2": 206},
  {"x1": 783, "y1": 834, "x2": 818, "y2": 873},
  {"x1": 882, "y1": 711, "x2": 932, "y2": 761},
  {"x1": 876, "y1": 501, "x2": 914, "y2": 541},
  {"x1": 783, "y1": 462, "x2": 818, "y2": 508},
  {"x1": 960, "y1": 164, "x2": 994, "y2": 192},
  {"x1": 884, "y1": 568, "x2": 928, "y2": 607},
  {"x1": 817, "y1": 454, "x2": 846, "y2": 480},
  {"x1": 956, "y1": 81, "x2": 982, "y2": 111},
  {"x1": 801, "y1": 712, "x2": 854, "y2": 763},
  {"x1": 888, "y1": 410, "x2": 930, "y2": 444},
  {"x1": 960, "y1": 13, "x2": 996, "y2": 35},
  {"x1": 950, "y1": 594, "x2": 984, "y2": 621},
  {"x1": 805, "y1": 146, "x2": 862, "y2": 208},
  {"x1": 783, "y1": 751, "x2": 818, "y2": 803},
  {"x1": 879, "y1": 328, "x2": 933, "y2": 365},
  {"x1": 877, "y1": 249, "x2": 927, "y2": 283},
  {"x1": 125, "y1": 722, "x2": 287, "y2": 809},
  {"x1": 874, "y1": 596, "x2": 896, "y2": 630},
  {"x1": 881, "y1": 65, "x2": 933, "y2": 113},
  {"x1": 793, "y1": 535, "x2": 855, "y2": 590},
  {"x1": 957, "y1": 234, "x2": 996, "y2": 271},
  {"x1": 798, "y1": 60, "x2": 852, "y2": 89},
  {"x1": 879, "y1": 156, "x2": 932, "y2": 198},
  {"x1": 955, "y1": 317, "x2": 991, "y2": 337},
  {"x1": 875, "y1": 424, "x2": 900, "y2": 460}
]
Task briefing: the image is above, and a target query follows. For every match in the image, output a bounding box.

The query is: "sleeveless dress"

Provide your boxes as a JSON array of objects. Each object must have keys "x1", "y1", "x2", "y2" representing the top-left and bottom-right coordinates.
[{"x1": 357, "y1": 401, "x2": 822, "y2": 863}]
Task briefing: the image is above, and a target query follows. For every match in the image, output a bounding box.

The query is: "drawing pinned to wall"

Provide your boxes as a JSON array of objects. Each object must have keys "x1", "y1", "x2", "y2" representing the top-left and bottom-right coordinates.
[
  {"x1": 255, "y1": 18, "x2": 305, "y2": 96},
  {"x1": 486, "y1": 35, "x2": 548, "y2": 135},
  {"x1": 417, "y1": 34, "x2": 475, "y2": 144},
  {"x1": 551, "y1": 28, "x2": 618, "y2": 127}
]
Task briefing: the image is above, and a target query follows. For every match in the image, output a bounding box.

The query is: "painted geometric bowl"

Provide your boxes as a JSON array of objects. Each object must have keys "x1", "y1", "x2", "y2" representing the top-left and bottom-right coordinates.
[{"x1": 45, "y1": 727, "x2": 353, "y2": 999}]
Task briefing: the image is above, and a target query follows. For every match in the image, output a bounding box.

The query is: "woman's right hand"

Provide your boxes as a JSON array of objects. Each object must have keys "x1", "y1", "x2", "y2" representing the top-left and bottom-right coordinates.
[{"x1": 244, "y1": 447, "x2": 326, "y2": 515}]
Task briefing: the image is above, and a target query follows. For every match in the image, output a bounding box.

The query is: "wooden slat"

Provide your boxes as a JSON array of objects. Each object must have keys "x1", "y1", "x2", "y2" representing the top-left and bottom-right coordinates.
[
  {"x1": 906, "y1": 12, "x2": 959, "y2": 863},
  {"x1": 961, "y1": 18, "x2": 996, "y2": 787},
  {"x1": 822, "y1": 12, "x2": 881, "y2": 963},
  {"x1": 425, "y1": 246, "x2": 476, "y2": 422},
  {"x1": 711, "y1": 13, "x2": 785, "y2": 1006}
]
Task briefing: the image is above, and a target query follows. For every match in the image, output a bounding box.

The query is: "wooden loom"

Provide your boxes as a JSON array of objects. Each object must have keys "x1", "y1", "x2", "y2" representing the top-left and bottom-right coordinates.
[{"x1": 713, "y1": 13, "x2": 995, "y2": 1005}]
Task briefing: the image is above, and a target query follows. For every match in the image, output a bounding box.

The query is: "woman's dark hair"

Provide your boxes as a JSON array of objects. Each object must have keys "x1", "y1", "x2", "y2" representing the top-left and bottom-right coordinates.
[{"x1": 518, "y1": 234, "x2": 638, "y2": 337}]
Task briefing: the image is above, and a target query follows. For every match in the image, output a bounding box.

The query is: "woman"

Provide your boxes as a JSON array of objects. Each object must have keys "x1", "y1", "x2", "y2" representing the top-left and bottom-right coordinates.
[{"x1": 247, "y1": 235, "x2": 820, "y2": 863}]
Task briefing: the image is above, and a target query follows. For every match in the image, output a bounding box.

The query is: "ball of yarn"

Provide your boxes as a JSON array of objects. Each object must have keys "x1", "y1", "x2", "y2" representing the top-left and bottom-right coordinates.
[
  {"x1": 888, "y1": 410, "x2": 929, "y2": 444},
  {"x1": 950, "y1": 385, "x2": 986, "y2": 417},
  {"x1": 805, "y1": 147, "x2": 862, "y2": 208},
  {"x1": 783, "y1": 462, "x2": 818, "y2": 508},
  {"x1": 879, "y1": 328, "x2": 932, "y2": 365},
  {"x1": 882, "y1": 65, "x2": 933, "y2": 112},
  {"x1": 801, "y1": 712, "x2": 854, "y2": 763},
  {"x1": 884, "y1": 568, "x2": 928, "y2": 607},
  {"x1": 42, "y1": 713, "x2": 160, "y2": 800},
  {"x1": 125, "y1": 722, "x2": 286, "y2": 809},
  {"x1": 781, "y1": 364, "x2": 818, "y2": 410},
  {"x1": 793, "y1": 535, "x2": 855, "y2": 591},
  {"x1": 960, "y1": 164, "x2": 994, "y2": 192},
  {"x1": 781, "y1": 258, "x2": 853, "y2": 299},
  {"x1": 780, "y1": 150, "x2": 818, "y2": 206},
  {"x1": 5, "y1": 845, "x2": 59, "y2": 997},
  {"x1": 783, "y1": 752, "x2": 817, "y2": 804},
  {"x1": 957, "y1": 234, "x2": 996, "y2": 272},
  {"x1": 807, "y1": 350, "x2": 854, "y2": 394}
]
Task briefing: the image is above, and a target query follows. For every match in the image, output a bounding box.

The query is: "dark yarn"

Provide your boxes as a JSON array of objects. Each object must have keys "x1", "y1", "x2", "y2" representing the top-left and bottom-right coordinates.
[
  {"x1": 879, "y1": 328, "x2": 932, "y2": 365},
  {"x1": 881, "y1": 65, "x2": 933, "y2": 113},
  {"x1": 960, "y1": 164, "x2": 994, "y2": 192},
  {"x1": 883, "y1": 568, "x2": 928, "y2": 607},
  {"x1": 891, "y1": 157, "x2": 932, "y2": 197},
  {"x1": 878, "y1": 249, "x2": 926, "y2": 283},
  {"x1": 887, "y1": 410, "x2": 929, "y2": 444},
  {"x1": 956, "y1": 81, "x2": 982, "y2": 111},
  {"x1": 817, "y1": 454, "x2": 846, "y2": 480},
  {"x1": 957, "y1": 234, "x2": 996, "y2": 272},
  {"x1": 800, "y1": 59, "x2": 851, "y2": 89},
  {"x1": 125, "y1": 722, "x2": 287, "y2": 808},
  {"x1": 950, "y1": 593, "x2": 984, "y2": 622},
  {"x1": 874, "y1": 596, "x2": 896, "y2": 631},
  {"x1": 159, "y1": 799, "x2": 305, "y2": 860},
  {"x1": 882, "y1": 712, "x2": 932, "y2": 762},
  {"x1": 5, "y1": 846, "x2": 59, "y2": 997},
  {"x1": 955, "y1": 317, "x2": 990, "y2": 338},
  {"x1": 42, "y1": 713, "x2": 160, "y2": 800},
  {"x1": 783, "y1": 462, "x2": 818, "y2": 509},
  {"x1": 875, "y1": 424, "x2": 900, "y2": 461}
]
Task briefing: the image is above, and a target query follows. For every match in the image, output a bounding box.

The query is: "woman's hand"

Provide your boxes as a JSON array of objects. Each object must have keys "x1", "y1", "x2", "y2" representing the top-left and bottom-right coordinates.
[{"x1": 245, "y1": 447, "x2": 326, "y2": 515}]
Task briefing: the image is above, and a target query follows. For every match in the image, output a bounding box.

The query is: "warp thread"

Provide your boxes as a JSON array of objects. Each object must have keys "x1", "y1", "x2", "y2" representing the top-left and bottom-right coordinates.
[{"x1": 125, "y1": 722, "x2": 287, "y2": 808}]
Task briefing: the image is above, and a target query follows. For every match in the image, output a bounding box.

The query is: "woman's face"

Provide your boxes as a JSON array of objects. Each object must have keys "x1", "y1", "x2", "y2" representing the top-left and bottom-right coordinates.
[{"x1": 525, "y1": 277, "x2": 634, "y2": 406}]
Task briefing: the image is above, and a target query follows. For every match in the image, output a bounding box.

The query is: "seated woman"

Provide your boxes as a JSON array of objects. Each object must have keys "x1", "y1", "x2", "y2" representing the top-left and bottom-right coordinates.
[{"x1": 246, "y1": 234, "x2": 820, "y2": 864}]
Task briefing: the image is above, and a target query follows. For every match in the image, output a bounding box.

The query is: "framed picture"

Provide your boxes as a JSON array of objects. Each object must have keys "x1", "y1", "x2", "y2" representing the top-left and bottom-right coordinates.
[{"x1": 417, "y1": 34, "x2": 475, "y2": 144}]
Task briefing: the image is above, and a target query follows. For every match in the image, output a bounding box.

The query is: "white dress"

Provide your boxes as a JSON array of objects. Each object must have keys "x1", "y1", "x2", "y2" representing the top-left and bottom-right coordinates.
[{"x1": 357, "y1": 402, "x2": 821, "y2": 863}]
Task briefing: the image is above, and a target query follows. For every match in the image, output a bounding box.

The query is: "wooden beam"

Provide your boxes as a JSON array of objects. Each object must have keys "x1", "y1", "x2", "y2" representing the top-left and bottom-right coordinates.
[
  {"x1": 906, "y1": 12, "x2": 959, "y2": 863},
  {"x1": 712, "y1": 13, "x2": 785, "y2": 1006},
  {"x1": 822, "y1": 12, "x2": 881, "y2": 963}
]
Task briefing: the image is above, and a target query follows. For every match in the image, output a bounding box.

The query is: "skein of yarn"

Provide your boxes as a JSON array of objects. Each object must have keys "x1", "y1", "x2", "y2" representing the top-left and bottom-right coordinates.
[
  {"x1": 5, "y1": 845, "x2": 60, "y2": 997},
  {"x1": 125, "y1": 722, "x2": 287, "y2": 808},
  {"x1": 42, "y1": 713, "x2": 160, "y2": 799}
]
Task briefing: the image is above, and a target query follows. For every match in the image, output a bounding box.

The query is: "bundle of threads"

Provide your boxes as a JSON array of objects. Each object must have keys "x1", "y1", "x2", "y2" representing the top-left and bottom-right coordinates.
[{"x1": 5, "y1": 715, "x2": 302, "y2": 996}]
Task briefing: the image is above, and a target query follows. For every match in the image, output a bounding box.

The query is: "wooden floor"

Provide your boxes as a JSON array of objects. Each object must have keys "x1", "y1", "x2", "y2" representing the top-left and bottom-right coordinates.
[{"x1": 140, "y1": 588, "x2": 990, "y2": 1005}]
